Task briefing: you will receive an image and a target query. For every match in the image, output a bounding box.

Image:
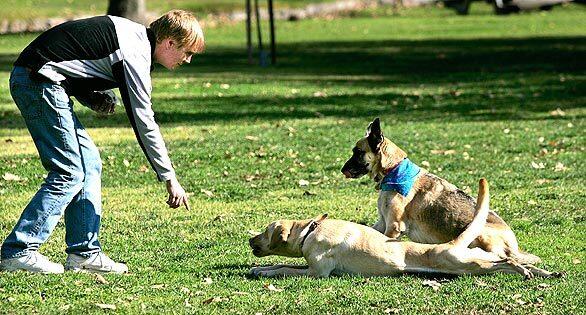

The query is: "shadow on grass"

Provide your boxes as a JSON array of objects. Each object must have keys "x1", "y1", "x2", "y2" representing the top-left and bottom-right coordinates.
[{"x1": 1, "y1": 36, "x2": 584, "y2": 129}]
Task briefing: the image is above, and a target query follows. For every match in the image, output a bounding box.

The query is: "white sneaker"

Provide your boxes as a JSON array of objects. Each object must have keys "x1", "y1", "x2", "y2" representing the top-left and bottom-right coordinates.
[
  {"x1": 0, "y1": 252, "x2": 64, "y2": 274},
  {"x1": 65, "y1": 252, "x2": 128, "y2": 274}
]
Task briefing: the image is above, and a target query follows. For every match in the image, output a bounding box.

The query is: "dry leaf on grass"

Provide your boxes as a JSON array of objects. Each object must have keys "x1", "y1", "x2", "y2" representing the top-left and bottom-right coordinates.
[
  {"x1": 95, "y1": 303, "x2": 116, "y2": 310},
  {"x1": 201, "y1": 189, "x2": 214, "y2": 197},
  {"x1": 202, "y1": 297, "x2": 228, "y2": 304},
  {"x1": 203, "y1": 277, "x2": 213, "y2": 285},
  {"x1": 422, "y1": 279, "x2": 441, "y2": 291},
  {"x1": 2, "y1": 173, "x2": 22, "y2": 181},
  {"x1": 531, "y1": 161, "x2": 545, "y2": 169},
  {"x1": 123, "y1": 159, "x2": 130, "y2": 167},
  {"x1": 549, "y1": 108, "x2": 566, "y2": 116},
  {"x1": 150, "y1": 284, "x2": 165, "y2": 289},
  {"x1": 512, "y1": 294, "x2": 526, "y2": 305},
  {"x1": 263, "y1": 283, "x2": 283, "y2": 292},
  {"x1": 554, "y1": 162, "x2": 567, "y2": 172},
  {"x1": 95, "y1": 274, "x2": 108, "y2": 284},
  {"x1": 245, "y1": 135, "x2": 259, "y2": 141},
  {"x1": 298, "y1": 179, "x2": 309, "y2": 187}
]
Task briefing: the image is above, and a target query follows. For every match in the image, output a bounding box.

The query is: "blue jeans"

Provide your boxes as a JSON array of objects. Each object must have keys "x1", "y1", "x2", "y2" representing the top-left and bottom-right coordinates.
[{"x1": 1, "y1": 66, "x2": 102, "y2": 259}]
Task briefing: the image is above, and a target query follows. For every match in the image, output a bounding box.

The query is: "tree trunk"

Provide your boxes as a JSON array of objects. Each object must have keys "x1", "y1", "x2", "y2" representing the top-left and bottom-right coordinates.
[{"x1": 107, "y1": 0, "x2": 147, "y2": 24}]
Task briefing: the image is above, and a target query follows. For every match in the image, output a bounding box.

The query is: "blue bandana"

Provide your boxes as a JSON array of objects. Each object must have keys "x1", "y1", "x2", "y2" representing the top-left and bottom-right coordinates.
[{"x1": 380, "y1": 158, "x2": 421, "y2": 197}]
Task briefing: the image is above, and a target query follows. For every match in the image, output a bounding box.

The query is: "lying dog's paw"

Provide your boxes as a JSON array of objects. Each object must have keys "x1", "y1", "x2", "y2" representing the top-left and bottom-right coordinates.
[
  {"x1": 249, "y1": 267, "x2": 263, "y2": 277},
  {"x1": 385, "y1": 221, "x2": 406, "y2": 239}
]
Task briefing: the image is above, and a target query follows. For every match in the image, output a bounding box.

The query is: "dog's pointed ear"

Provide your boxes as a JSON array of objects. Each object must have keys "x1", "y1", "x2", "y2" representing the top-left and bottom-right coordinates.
[
  {"x1": 269, "y1": 223, "x2": 290, "y2": 250},
  {"x1": 313, "y1": 213, "x2": 328, "y2": 222},
  {"x1": 366, "y1": 118, "x2": 383, "y2": 152}
]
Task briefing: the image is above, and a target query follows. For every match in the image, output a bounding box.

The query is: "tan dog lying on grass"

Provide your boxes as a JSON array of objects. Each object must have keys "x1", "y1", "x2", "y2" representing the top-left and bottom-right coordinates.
[
  {"x1": 341, "y1": 118, "x2": 540, "y2": 265},
  {"x1": 249, "y1": 179, "x2": 560, "y2": 278}
]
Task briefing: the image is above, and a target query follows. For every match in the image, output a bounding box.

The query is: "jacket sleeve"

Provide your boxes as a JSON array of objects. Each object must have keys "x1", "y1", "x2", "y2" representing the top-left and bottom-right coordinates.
[{"x1": 111, "y1": 57, "x2": 176, "y2": 182}]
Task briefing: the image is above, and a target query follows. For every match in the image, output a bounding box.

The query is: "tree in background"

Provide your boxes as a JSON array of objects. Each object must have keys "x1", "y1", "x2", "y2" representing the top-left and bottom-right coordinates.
[{"x1": 107, "y1": 0, "x2": 147, "y2": 24}]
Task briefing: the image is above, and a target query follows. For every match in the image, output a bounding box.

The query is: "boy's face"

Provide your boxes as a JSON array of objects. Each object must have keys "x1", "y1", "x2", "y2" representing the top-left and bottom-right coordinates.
[{"x1": 154, "y1": 38, "x2": 196, "y2": 70}]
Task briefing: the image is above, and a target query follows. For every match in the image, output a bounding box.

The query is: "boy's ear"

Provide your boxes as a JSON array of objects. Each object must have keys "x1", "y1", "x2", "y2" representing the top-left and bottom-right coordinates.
[{"x1": 366, "y1": 118, "x2": 383, "y2": 153}]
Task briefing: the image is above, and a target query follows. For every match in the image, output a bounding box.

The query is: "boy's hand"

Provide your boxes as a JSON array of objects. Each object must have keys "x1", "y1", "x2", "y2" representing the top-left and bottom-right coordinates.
[
  {"x1": 74, "y1": 90, "x2": 117, "y2": 115},
  {"x1": 166, "y1": 178, "x2": 190, "y2": 210}
]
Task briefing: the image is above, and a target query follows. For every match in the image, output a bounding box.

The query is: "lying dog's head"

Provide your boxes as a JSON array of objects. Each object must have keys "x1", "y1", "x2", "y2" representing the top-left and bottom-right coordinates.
[
  {"x1": 249, "y1": 214, "x2": 328, "y2": 258},
  {"x1": 341, "y1": 118, "x2": 407, "y2": 181}
]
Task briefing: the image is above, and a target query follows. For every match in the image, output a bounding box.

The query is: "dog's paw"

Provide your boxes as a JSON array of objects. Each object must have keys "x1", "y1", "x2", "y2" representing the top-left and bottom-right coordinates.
[
  {"x1": 249, "y1": 267, "x2": 263, "y2": 277},
  {"x1": 385, "y1": 221, "x2": 405, "y2": 239},
  {"x1": 395, "y1": 221, "x2": 406, "y2": 232},
  {"x1": 551, "y1": 271, "x2": 565, "y2": 278}
]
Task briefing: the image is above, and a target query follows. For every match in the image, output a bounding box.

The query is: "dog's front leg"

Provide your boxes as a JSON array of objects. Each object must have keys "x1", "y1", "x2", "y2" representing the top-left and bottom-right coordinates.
[
  {"x1": 379, "y1": 191, "x2": 407, "y2": 239},
  {"x1": 253, "y1": 266, "x2": 309, "y2": 277},
  {"x1": 371, "y1": 218, "x2": 385, "y2": 233},
  {"x1": 250, "y1": 264, "x2": 307, "y2": 274}
]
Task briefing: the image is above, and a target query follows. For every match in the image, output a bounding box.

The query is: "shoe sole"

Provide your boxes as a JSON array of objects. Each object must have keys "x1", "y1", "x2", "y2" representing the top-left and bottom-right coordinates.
[
  {"x1": 0, "y1": 265, "x2": 64, "y2": 274},
  {"x1": 65, "y1": 266, "x2": 128, "y2": 274}
]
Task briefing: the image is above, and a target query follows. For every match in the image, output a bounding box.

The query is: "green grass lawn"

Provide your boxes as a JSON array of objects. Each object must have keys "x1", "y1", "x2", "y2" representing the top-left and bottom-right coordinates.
[
  {"x1": 1, "y1": 0, "x2": 339, "y2": 22},
  {"x1": 0, "y1": 4, "x2": 585, "y2": 314}
]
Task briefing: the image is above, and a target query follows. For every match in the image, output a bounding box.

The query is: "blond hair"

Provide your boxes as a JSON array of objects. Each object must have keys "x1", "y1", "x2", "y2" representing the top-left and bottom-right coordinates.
[{"x1": 149, "y1": 10, "x2": 205, "y2": 53}]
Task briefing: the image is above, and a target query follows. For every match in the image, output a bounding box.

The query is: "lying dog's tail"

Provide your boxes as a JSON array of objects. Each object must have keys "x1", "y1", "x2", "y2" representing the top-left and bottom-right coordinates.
[{"x1": 451, "y1": 178, "x2": 490, "y2": 249}]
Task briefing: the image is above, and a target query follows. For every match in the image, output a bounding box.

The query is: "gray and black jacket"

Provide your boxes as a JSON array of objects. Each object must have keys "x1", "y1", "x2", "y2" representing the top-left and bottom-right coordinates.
[{"x1": 14, "y1": 15, "x2": 175, "y2": 182}]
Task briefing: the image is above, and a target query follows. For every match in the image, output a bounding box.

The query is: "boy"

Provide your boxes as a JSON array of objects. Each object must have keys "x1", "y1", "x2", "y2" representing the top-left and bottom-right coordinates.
[{"x1": 1, "y1": 10, "x2": 204, "y2": 274}]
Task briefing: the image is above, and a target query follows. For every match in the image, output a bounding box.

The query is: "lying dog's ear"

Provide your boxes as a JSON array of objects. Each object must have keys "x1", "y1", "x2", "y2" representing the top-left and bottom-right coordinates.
[
  {"x1": 366, "y1": 118, "x2": 383, "y2": 153},
  {"x1": 269, "y1": 223, "x2": 290, "y2": 250},
  {"x1": 313, "y1": 213, "x2": 328, "y2": 222}
]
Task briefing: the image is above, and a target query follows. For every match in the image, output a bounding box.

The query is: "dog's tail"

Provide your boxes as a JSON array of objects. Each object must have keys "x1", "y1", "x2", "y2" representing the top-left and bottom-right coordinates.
[{"x1": 451, "y1": 178, "x2": 490, "y2": 249}]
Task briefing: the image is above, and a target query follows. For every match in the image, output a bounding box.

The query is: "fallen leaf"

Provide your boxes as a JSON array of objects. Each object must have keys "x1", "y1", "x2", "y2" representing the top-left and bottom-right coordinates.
[
  {"x1": 138, "y1": 165, "x2": 149, "y2": 172},
  {"x1": 263, "y1": 283, "x2": 283, "y2": 292},
  {"x1": 203, "y1": 277, "x2": 213, "y2": 285},
  {"x1": 59, "y1": 304, "x2": 71, "y2": 311},
  {"x1": 150, "y1": 284, "x2": 165, "y2": 289},
  {"x1": 298, "y1": 179, "x2": 310, "y2": 187},
  {"x1": 245, "y1": 135, "x2": 259, "y2": 141},
  {"x1": 573, "y1": 258, "x2": 581, "y2": 264},
  {"x1": 95, "y1": 303, "x2": 116, "y2": 310},
  {"x1": 512, "y1": 294, "x2": 526, "y2": 305},
  {"x1": 313, "y1": 91, "x2": 327, "y2": 97},
  {"x1": 531, "y1": 161, "x2": 545, "y2": 169},
  {"x1": 123, "y1": 159, "x2": 130, "y2": 167},
  {"x1": 2, "y1": 173, "x2": 21, "y2": 181},
  {"x1": 95, "y1": 274, "x2": 108, "y2": 284},
  {"x1": 431, "y1": 149, "x2": 456, "y2": 155},
  {"x1": 202, "y1": 297, "x2": 227, "y2": 304},
  {"x1": 220, "y1": 83, "x2": 230, "y2": 89},
  {"x1": 537, "y1": 283, "x2": 550, "y2": 290},
  {"x1": 554, "y1": 162, "x2": 567, "y2": 172},
  {"x1": 549, "y1": 108, "x2": 566, "y2": 116},
  {"x1": 421, "y1": 161, "x2": 431, "y2": 167},
  {"x1": 201, "y1": 189, "x2": 214, "y2": 197},
  {"x1": 203, "y1": 82, "x2": 212, "y2": 88},
  {"x1": 422, "y1": 279, "x2": 441, "y2": 291}
]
